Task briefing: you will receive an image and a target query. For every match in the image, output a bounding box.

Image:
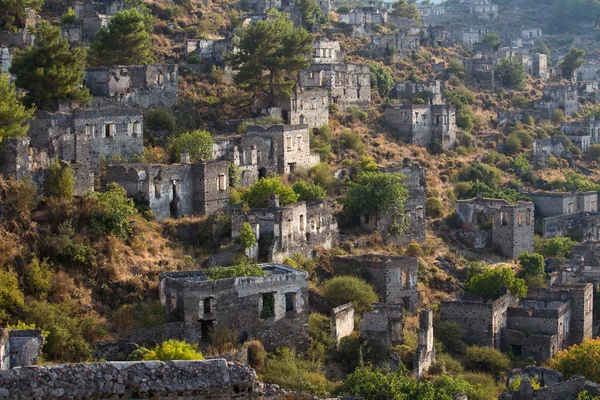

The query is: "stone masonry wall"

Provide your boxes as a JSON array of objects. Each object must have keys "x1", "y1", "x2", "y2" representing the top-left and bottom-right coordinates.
[{"x1": 330, "y1": 303, "x2": 354, "y2": 344}]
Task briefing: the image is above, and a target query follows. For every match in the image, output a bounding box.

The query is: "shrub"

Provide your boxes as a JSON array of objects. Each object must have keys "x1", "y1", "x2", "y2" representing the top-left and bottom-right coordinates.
[
  {"x1": 518, "y1": 252, "x2": 546, "y2": 278},
  {"x1": 434, "y1": 321, "x2": 467, "y2": 355},
  {"x1": 310, "y1": 162, "x2": 334, "y2": 187},
  {"x1": 45, "y1": 160, "x2": 75, "y2": 199},
  {"x1": 551, "y1": 109, "x2": 565, "y2": 124},
  {"x1": 541, "y1": 236, "x2": 577, "y2": 260},
  {"x1": 143, "y1": 339, "x2": 204, "y2": 361},
  {"x1": 340, "y1": 130, "x2": 366, "y2": 154},
  {"x1": 309, "y1": 313, "x2": 336, "y2": 362},
  {"x1": 465, "y1": 263, "x2": 527, "y2": 300},
  {"x1": 61, "y1": 7, "x2": 77, "y2": 25},
  {"x1": 457, "y1": 163, "x2": 501, "y2": 189},
  {"x1": 336, "y1": 335, "x2": 389, "y2": 373},
  {"x1": 464, "y1": 346, "x2": 510, "y2": 374},
  {"x1": 86, "y1": 183, "x2": 136, "y2": 239},
  {"x1": 261, "y1": 347, "x2": 333, "y2": 397},
  {"x1": 0, "y1": 268, "x2": 25, "y2": 322},
  {"x1": 426, "y1": 197, "x2": 443, "y2": 218},
  {"x1": 204, "y1": 263, "x2": 268, "y2": 280},
  {"x1": 25, "y1": 257, "x2": 52, "y2": 298},
  {"x1": 111, "y1": 301, "x2": 166, "y2": 337},
  {"x1": 323, "y1": 276, "x2": 378, "y2": 313},
  {"x1": 242, "y1": 177, "x2": 299, "y2": 208},
  {"x1": 549, "y1": 337, "x2": 600, "y2": 383},
  {"x1": 171, "y1": 129, "x2": 214, "y2": 162},
  {"x1": 145, "y1": 108, "x2": 176, "y2": 135},
  {"x1": 247, "y1": 339, "x2": 266, "y2": 372},
  {"x1": 292, "y1": 180, "x2": 326, "y2": 202},
  {"x1": 432, "y1": 352, "x2": 464, "y2": 375},
  {"x1": 187, "y1": 53, "x2": 201, "y2": 64},
  {"x1": 504, "y1": 133, "x2": 523, "y2": 155},
  {"x1": 406, "y1": 242, "x2": 424, "y2": 257},
  {"x1": 208, "y1": 326, "x2": 239, "y2": 355},
  {"x1": 237, "y1": 222, "x2": 257, "y2": 249}
]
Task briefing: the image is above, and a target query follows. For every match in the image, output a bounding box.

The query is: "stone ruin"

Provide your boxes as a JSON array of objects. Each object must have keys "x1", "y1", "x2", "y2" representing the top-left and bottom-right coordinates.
[
  {"x1": 0, "y1": 328, "x2": 44, "y2": 370},
  {"x1": 413, "y1": 309, "x2": 436, "y2": 379},
  {"x1": 359, "y1": 303, "x2": 404, "y2": 347},
  {"x1": 330, "y1": 303, "x2": 354, "y2": 345}
]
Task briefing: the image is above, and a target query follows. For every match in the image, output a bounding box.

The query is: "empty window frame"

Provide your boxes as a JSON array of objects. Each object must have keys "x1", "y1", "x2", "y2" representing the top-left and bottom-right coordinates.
[
  {"x1": 132, "y1": 121, "x2": 142, "y2": 137},
  {"x1": 285, "y1": 292, "x2": 296, "y2": 312},
  {"x1": 297, "y1": 135, "x2": 302, "y2": 152},
  {"x1": 218, "y1": 174, "x2": 226, "y2": 191},
  {"x1": 261, "y1": 292, "x2": 275, "y2": 318},
  {"x1": 286, "y1": 136, "x2": 292, "y2": 150},
  {"x1": 104, "y1": 123, "x2": 115, "y2": 138}
]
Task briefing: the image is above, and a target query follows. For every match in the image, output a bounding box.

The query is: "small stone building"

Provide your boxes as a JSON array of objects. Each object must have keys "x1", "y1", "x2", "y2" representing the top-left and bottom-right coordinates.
[
  {"x1": 0, "y1": 329, "x2": 44, "y2": 370},
  {"x1": 392, "y1": 80, "x2": 443, "y2": 104},
  {"x1": 413, "y1": 309, "x2": 436, "y2": 379},
  {"x1": 440, "y1": 293, "x2": 516, "y2": 349},
  {"x1": 105, "y1": 159, "x2": 230, "y2": 220},
  {"x1": 501, "y1": 284, "x2": 593, "y2": 362},
  {"x1": 159, "y1": 264, "x2": 309, "y2": 352},
  {"x1": 534, "y1": 84, "x2": 579, "y2": 118},
  {"x1": 562, "y1": 116, "x2": 600, "y2": 144},
  {"x1": 359, "y1": 303, "x2": 404, "y2": 347},
  {"x1": 385, "y1": 100, "x2": 457, "y2": 150},
  {"x1": 456, "y1": 195, "x2": 534, "y2": 259},
  {"x1": 374, "y1": 29, "x2": 421, "y2": 57},
  {"x1": 185, "y1": 36, "x2": 236, "y2": 65},
  {"x1": 359, "y1": 160, "x2": 426, "y2": 245},
  {"x1": 332, "y1": 254, "x2": 419, "y2": 313},
  {"x1": 231, "y1": 196, "x2": 338, "y2": 263},
  {"x1": 252, "y1": 87, "x2": 329, "y2": 129},
  {"x1": 570, "y1": 241, "x2": 600, "y2": 282},
  {"x1": 84, "y1": 64, "x2": 179, "y2": 109},
  {"x1": 462, "y1": 57, "x2": 495, "y2": 89}
]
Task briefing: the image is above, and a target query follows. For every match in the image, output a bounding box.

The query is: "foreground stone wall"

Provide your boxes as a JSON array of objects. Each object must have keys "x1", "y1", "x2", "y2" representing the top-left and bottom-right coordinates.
[{"x1": 0, "y1": 359, "x2": 337, "y2": 400}]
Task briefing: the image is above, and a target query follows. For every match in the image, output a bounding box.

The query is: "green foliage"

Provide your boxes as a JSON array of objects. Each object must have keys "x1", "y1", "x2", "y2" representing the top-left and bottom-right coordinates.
[
  {"x1": 111, "y1": 301, "x2": 166, "y2": 337},
  {"x1": 238, "y1": 222, "x2": 257, "y2": 249},
  {"x1": 323, "y1": 276, "x2": 378, "y2": 313},
  {"x1": 0, "y1": 0, "x2": 43, "y2": 32},
  {"x1": 145, "y1": 108, "x2": 177, "y2": 135},
  {"x1": 446, "y1": 59, "x2": 466, "y2": 78},
  {"x1": 426, "y1": 197, "x2": 443, "y2": 219},
  {"x1": 551, "y1": 109, "x2": 565, "y2": 124},
  {"x1": 143, "y1": 339, "x2": 204, "y2": 361},
  {"x1": 10, "y1": 21, "x2": 91, "y2": 110},
  {"x1": 86, "y1": 183, "x2": 137, "y2": 239},
  {"x1": 242, "y1": 177, "x2": 299, "y2": 208},
  {"x1": 550, "y1": 338, "x2": 600, "y2": 383},
  {"x1": 589, "y1": 144, "x2": 600, "y2": 162},
  {"x1": 337, "y1": 335, "x2": 389, "y2": 372},
  {"x1": 390, "y1": 0, "x2": 420, "y2": 19},
  {"x1": 464, "y1": 346, "x2": 510, "y2": 374},
  {"x1": 541, "y1": 236, "x2": 577, "y2": 260},
  {"x1": 25, "y1": 257, "x2": 52, "y2": 298},
  {"x1": 559, "y1": 48, "x2": 585, "y2": 79},
  {"x1": 247, "y1": 340, "x2": 266, "y2": 372},
  {"x1": 88, "y1": 9, "x2": 154, "y2": 66},
  {"x1": 550, "y1": 171, "x2": 600, "y2": 192},
  {"x1": 45, "y1": 160, "x2": 75, "y2": 199},
  {"x1": 465, "y1": 263, "x2": 527, "y2": 300},
  {"x1": 369, "y1": 63, "x2": 394, "y2": 97},
  {"x1": 340, "y1": 129, "x2": 366, "y2": 154},
  {"x1": 204, "y1": 263, "x2": 268, "y2": 280},
  {"x1": 481, "y1": 33, "x2": 501, "y2": 48},
  {"x1": 341, "y1": 171, "x2": 409, "y2": 232},
  {"x1": 227, "y1": 11, "x2": 314, "y2": 107},
  {"x1": 0, "y1": 72, "x2": 35, "y2": 142},
  {"x1": 454, "y1": 180, "x2": 529, "y2": 204},
  {"x1": 292, "y1": 180, "x2": 326, "y2": 202},
  {"x1": 309, "y1": 313, "x2": 336, "y2": 363},
  {"x1": 357, "y1": 156, "x2": 378, "y2": 173},
  {"x1": 518, "y1": 252, "x2": 546, "y2": 278},
  {"x1": 435, "y1": 320, "x2": 467, "y2": 355},
  {"x1": 61, "y1": 7, "x2": 76, "y2": 25},
  {"x1": 0, "y1": 268, "x2": 25, "y2": 322},
  {"x1": 171, "y1": 129, "x2": 214, "y2": 162},
  {"x1": 295, "y1": 0, "x2": 322, "y2": 28},
  {"x1": 532, "y1": 42, "x2": 551, "y2": 57},
  {"x1": 495, "y1": 57, "x2": 526, "y2": 90},
  {"x1": 261, "y1": 347, "x2": 333, "y2": 397},
  {"x1": 457, "y1": 163, "x2": 501, "y2": 189}
]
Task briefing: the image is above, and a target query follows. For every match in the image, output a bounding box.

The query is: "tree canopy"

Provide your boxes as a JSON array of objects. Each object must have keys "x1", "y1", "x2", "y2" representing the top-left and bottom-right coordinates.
[
  {"x1": 0, "y1": 0, "x2": 43, "y2": 32},
  {"x1": 10, "y1": 21, "x2": 91, "y2": 110},
  {"x1": 323, "y1": 276, "x2": 378, "y2": 313},
  {"x1": 242, "y1": 177, "x2": 299, "y2": 208},
  {"x1": 88, "y1": 9, "x2": 154, "y2": 66},
  {"x1": 227, "y1": 11, "x2": 314, "y2": 107},
  {"x1": 171, "y1": 130, "x2": 214, "y2": 163},
  {"x1": 559, "y1": 48, "x2": 585, "y2": 79},
  {"x1": 389, "y1": 0, "x2": 420, "y2": 20},
  {"x1": 0, "y1": 74, "x2": 35, "y2": 142},
  {"x1": 495, "y1": 57, "x2": 526, "y2": 90},
  {"x1": 369, "y1": 63, "x2": 394, "y2": 98},
  {"x1": 550, "y1": 338, "x2": 600, "y2": 383},
  {"x1": 465, "y1": 263, "x2": 527, "y2": 300},
  {"x1": 341, "y1": 171, "x2": 409, "y2": 232},
  {"x1": 295, "y1": 0, "x2": 323, "y2": 29},
  {"x1": 480, "y1": 33, "x2": 501, "y2": 49}
]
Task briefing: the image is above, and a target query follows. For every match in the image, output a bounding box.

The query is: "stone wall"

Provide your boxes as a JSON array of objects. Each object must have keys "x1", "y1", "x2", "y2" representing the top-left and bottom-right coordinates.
[
  {"x1": 330, "y1": 303, "x2": 354, "y2": 344},
  {"x1": 501, "y1": 366, "x2": 598, "y2": 400},
  {"x1": 530, "y1": 191, "x2": 598, "y2": 218},
  {"x1": 541, "y1": 212, "x2": 600, "y2": 240},
  {"x1": 413, "y1": 309, "x2": 435, "y2": 379},
  {"x1": 359, "y1": 303, "x2": 404, "y2": 347}
]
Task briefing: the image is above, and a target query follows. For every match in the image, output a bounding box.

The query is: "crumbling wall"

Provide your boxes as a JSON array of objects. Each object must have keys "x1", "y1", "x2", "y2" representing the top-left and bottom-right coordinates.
[
  {"x1": 359, "y1": 303, "x2": 404, "y2": 347},
  {"x1": 413, "y1": 309, "x2": 436, "y2": 379},
  {"x1": 330, "y1": 303, "x2": 354, "y2": 344}
]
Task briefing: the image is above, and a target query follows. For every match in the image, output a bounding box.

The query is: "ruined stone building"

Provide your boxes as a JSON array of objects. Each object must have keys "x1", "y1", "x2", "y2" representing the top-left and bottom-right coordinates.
[
  {"x1": 467, "y1": 0, "x2": 498, "y2": 18},
  {"x1": 0, "y1": 46, "x2": 13, "y2": 74},
  {"x1": 252, "y1": 87, "x2": 330, "y2": 129},
  {"x1": 299, "y1": 40, "x2": 371, "y2": 110},
  {"x1": 385, "y1": 100, "x2": 457, "y2": 150},
  {"x1": 392, "y1": 80, "x2": 443, "y2": 104},
  {"x1": 330, "y1": 303, "x2": 354, "y2": 345},
  {"x1": 0, "y1": 329, "x2": 44, "y2": 370},
  {"x1": 84, "y1": 64, "x2": 179, "y2": 109},
  {"x1": 230, "y1": 196, "x2": 338, "y2": 263},
  {"x1": 570, "y1": 241, "x2": 600, "y2": 283},
  {"x1": 455, "y1": 195, "x2": 535, "y2": 259},
  {"x1": 332, "y1": 254, "x2": 419, "y2": 313},
  {"x1": 417, "y1": 3, "x2": 445, "y2": 24},
  {"x1": 0, "y1": 108, "x2": 144, "y2": 194},
  {"x1": 358, "y1": 160, "x2": 426, "y2": 245},
  {"x1": 105, "y1": 159, "x2": 230, "y2": 220},
  {"x1": 413, "y1": 309, "x2": 436, "y2": 379},
  {"x1": 441, "y1": 293, "x2": 516, "y2": 349},
  {"x1": 421, "y1": 25, "x2": 452, "y2": 47},
  {"x1": 529, "y1": 191, "x2": 600, "y2": 239},
  {"x1": 373, "y1": 28, "x2": 421, "y2": 57},
  {"x1": 521, "y1": 28, "x2": 542, "y2": 45},
  {"x1": 462, "y1": 57, "x2": 495, "y2": 88},
  {"x1": 159, "y1": 264, "x2": 309, "y2": 352},
  {"x1": 184, "y1": 35, "x2": 236, "y2": 65},
  {"x1": 500, "y1": 284, "x2": 594, "y2": 362},
  {"x1": 532, "y1": 136, "x2": 570, "y2": 167},
  {"x1": 360, "y1": 304, "x2": 405, "y2": 346},
  {"x1": 534, "y1": 84, "x2": 579, "y2": 118},
  {"x1": 562, "y1": 116, "x2": 600, "y2": 144}
]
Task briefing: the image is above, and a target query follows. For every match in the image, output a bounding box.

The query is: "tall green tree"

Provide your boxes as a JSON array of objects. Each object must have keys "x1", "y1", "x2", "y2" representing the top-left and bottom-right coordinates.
[
  {"x1": 389, "y1": 0, "x2": 420, "y2": 20},
  {"x1": 88, "y1": 9, "x2": 154, "y2": 66},
  {"x1": 341, "y1": 171, "x2": 409, "y2": 232},
  {"x1": 495, "y1": 57, "x2": 526, "y2": 90},
  {"x1": 369, "y1": 63, "x2": 394, "y2": 98},
  {"x1": 171, "y1": 129, "x2": 214, "y2": 163},
  {"x1": 10, "y1": 21, "x2": 91, "y2": 110},
  {"x1": 480, "y1": 33, "x2": 501, "y2": 49},
  {"x1": 295, "y1": 0, "x2": 322, "y2": 29},
  {"x1": 227, "y1": 11, "x2": 314, "y2": 107},
  {"x1": 0, "y1": 0, "x2": 43, "y2": 32},
  {"x1": 559, "y1": 47, "x2": 585, "y2": 80},
  {"x1": 0, "y1": 74, "x2": 35, "y2": 142}
]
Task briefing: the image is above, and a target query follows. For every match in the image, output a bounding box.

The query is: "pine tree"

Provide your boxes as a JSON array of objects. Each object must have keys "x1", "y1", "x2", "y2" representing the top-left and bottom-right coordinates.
[
  {"x1": 0, "y1": 74, "x2": 35, "y2": 142},
  {"x1": 88, "y1": 9, "x2": 154, "y2": 66},
  {"x1": 0, "y1": 0, "x2": 43, "y2": 33},
  {"x1": 10, "y1": 21, "x2": 91, "y2": 111}
]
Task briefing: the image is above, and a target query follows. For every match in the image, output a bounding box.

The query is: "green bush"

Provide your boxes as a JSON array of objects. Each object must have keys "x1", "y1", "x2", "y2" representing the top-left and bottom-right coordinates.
[
  {"x1": 426, "y1": 197, "x2": 443, "y2": 218},
  {"x1": 261, "y1": 347, "x2": 333, "y2": 397},
  {"x1": 292, "y1": 180, "x2": 326, "y2": 202},
  {"x1": 86, "y1": 183, "x2": 136, "y2": 239},
  {"x1": 464, "y1": 346, "x2": 510, "y2": 374},
  {"x1": 61, "y1": 7, "x2": 77, "y2": 25},
  {"x1": 551, "y1": 109, "x2": 565, "y2": 124},
  {"x1": 25, "y1": 257, "x2": 52, "y2": 298},
  {"x1": 237, "y1": 222, "x2": 257, "y2": 249},
  {"x1": 465, "y1": 263, "x2": 527, "y2": 300},
  {"x1": 242, "y1": 177, "x2": 299, "y2": 208},
  {"x1": 434, "y1": 321, "x2": 467, "y2": 355},
  {"x1": 45, "y1": 160, "x2": 75, "y2": 199},
  {"x1": 145, "y1": 108, "x2": 177, "y2": 135},
  {"x1": 111, "y1": 301, "x2": 167, "y2": 337},
  {"x1": 171, "y1": 129, "x2": 214, "y2": 162},
  {"x1": 518, "y1": 252, "x2": 546, "y2": 278},
  {"x1": 308, "y1": 313, "x2": 336, "y2": 363},
  {"x1": 589, "y1": 144, "x2": 600, "y2": 162},
  {"x1": 204, "y1": 263, "x2": 268, "y2": 280},
  {"x1": 340, "y1": 130, "x2": 366, "y2": 154},
  {"x1": 457, "y1": 163, "x2": 501, "y2": 189},
  {"x1": 0, "y1": 268, "x2": 25, "y2": 322},
  {"x1": 143, "y1": 339, "x2": 204, "y2": 361},
  {"x1": 336, "y1": 335, "x2": 389, "y2": 373},
  {"x1": 323, "y1": 276, "x2": 378, "y2": 313},
  {"x1": 541, "y1": 236, "x2": 577, "y2": 260},
  {"x1": 187, "y1": 53, "x2": 201, "y2": 64}
]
